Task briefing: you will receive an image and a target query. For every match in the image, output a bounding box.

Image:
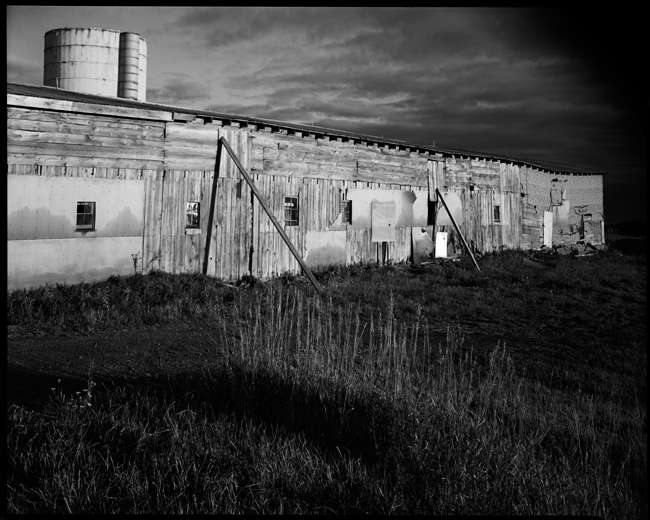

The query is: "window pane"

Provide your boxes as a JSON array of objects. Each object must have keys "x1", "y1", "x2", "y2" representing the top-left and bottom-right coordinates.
[
  {"x1": 76, "y1": 201, "x2": 95, "y2": 229},
  {"x1": 185, "y1": 201, "x2": 200, "y2": 228},
  {"x1": 284, "y1": 197, "x2": 298, "y2": 225}
]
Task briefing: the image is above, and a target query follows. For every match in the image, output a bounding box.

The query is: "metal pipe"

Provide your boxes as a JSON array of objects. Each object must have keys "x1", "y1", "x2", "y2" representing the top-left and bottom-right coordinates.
[{"x1": 435, "y1": 188, "x2": 481, "y2": 272}]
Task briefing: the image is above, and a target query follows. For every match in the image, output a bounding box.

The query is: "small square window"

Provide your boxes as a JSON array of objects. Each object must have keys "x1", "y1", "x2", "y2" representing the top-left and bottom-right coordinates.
[
  {"x1": 340, "y1": 199, "x2": 352, "y2": 224},
  {"x1": 76, "y1": 201, "x2": 96, "y2": 230},
  {"x1": 284, "y1": 196, "x2": 299, "y2": 226},
  {"x1": 186, "y1": 201, "x2": 200, "y2": 228},
  {"x1": 493, "y1": 205, "x2": 501, "y2": 223}
]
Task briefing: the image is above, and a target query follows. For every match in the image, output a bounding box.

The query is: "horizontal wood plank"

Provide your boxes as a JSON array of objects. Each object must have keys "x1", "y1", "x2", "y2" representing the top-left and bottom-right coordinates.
[{"x1": 7, "y1": 93, "x2": 173, "y2": 122}]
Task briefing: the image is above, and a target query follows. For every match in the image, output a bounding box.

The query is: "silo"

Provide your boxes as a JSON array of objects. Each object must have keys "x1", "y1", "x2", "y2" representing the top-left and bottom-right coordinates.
[
  {"x1": 137, "y1": 37, "x2": 147, "y2": 102},
  {"x1": 118, "y1": 32, "x2": 147, "y2": 101},
  {"x1": 43, "y1": 28, "x2": 120, "y2": 97}
]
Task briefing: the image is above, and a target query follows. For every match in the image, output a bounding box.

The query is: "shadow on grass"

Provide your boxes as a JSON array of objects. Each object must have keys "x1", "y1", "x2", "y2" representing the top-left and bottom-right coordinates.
[
  {"x1": 7, "y1": 362, "x2": 413, "y2": 469},
  {"x1": 8, "y1": 358, "x2": 646, "y2": 516}
]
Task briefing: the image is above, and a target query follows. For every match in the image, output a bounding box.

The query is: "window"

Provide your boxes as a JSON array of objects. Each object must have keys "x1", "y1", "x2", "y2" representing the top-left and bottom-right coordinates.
[
  {"x1": 284, "y1": 196, "x2": 299, "y2": 226},
  {"x1": 186, "y1": 201, "x2": 200, "y2": 228},
  {"x1": 427, "y1": 200, "x2": 436, "y2": 226},
  {"x1": 340, "y1": 199, "x2": 352, "y2": 224},
  {"x1": 493, "y1": 205, "x2": 501, "y2": 223},
  {"x1": 76, "y1": 202, "x2": 96, "y2": 230}
]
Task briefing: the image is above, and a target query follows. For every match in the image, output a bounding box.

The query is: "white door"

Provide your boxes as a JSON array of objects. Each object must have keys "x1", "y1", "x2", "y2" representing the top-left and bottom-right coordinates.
[
  {"x1": 435, "y1": 232, "x2": 448, "y2": 258},
  {"x1": 543, "y1": 211, "x2": 553, "y2": 247}
]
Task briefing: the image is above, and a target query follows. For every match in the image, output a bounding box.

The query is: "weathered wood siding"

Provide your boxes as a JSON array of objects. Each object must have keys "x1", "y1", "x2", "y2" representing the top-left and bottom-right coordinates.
[
  {"x1": 250, "y1": 131, "x2": 429, "y2": 185},
  {"x1": 159, "y1": 122, "x2": 428, "y2": 280},
  {"x1": 164, "y1": 121, "x2": 221, "y2": 171},
  {"x1": 6, "y1": 92, "x2": 607, "y2": 289},
  {"x1": 142, "y1": 125, "x2": 252, "y2": 278},
  {"x1": 7, "y1": 106, "x2": 165, "y2": 170},
  {"x1": 438, "y1": 157, "x2": 524, "y2": 254}
]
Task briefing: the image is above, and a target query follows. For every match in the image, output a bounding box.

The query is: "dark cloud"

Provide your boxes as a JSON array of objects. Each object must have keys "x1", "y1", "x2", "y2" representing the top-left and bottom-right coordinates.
[
  {"x1": 171, "y1": 7, "x2": 384, "y2": 49},
  {"x1": 147, "y1": 76, "x2": 212, "y2": 106},
  {"x1": 7, "y1": 7, "x2": 641, "y2": 222},
  {"x1": 7, "y1": 57, "x2": 42, "y2": 85}
]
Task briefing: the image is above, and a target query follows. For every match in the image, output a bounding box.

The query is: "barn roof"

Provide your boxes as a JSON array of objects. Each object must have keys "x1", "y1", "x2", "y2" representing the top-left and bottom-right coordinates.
[{"x1": 7, "y1": 82, "x2": 603, "y2": 176}]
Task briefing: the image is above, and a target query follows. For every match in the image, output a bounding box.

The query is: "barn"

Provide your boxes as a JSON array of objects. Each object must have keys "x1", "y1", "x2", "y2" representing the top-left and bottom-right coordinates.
[{"x1": 6, "y1": 28, "x2": 605, "y2": 291}]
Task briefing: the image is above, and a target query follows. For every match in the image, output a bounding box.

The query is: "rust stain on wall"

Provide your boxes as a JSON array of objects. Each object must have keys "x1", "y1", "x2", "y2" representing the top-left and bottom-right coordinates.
[
  {"x1": 7, "y1": 207, "x2": 74, "y2": 240},
  {"x1": 412, "y1": 227, "x2": 434, "y2": 264},
  {"x1": 7, "y1": 205, "x2": 142, "y2": 239},
  {"x1": 304, "y1": 230, "x2": 346, "y2": 268},
  {"x1": 99, "y1": 206, "x2": 142, "y2": 237}
]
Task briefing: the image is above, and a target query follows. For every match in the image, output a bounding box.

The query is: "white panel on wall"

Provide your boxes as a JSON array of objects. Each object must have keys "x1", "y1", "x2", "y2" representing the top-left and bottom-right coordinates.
[
  {"x1": 543, "y1": 211, "x2": 553, "y2": 247},
  {"x1": 371, "y1": 200, "x2": 396, "y2": 242},
  {"x1": 348, "y1": 188, "x2": 417, "y2": 228},
  {"x1": 435, "y1": 232, "x2": 448, "y2": 258}
]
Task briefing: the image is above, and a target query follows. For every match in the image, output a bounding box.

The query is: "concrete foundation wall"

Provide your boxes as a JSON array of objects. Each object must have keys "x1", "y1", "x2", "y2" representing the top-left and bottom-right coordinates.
[{"x1": 8, "y1": 236, "x2": 142, "y2": 291}]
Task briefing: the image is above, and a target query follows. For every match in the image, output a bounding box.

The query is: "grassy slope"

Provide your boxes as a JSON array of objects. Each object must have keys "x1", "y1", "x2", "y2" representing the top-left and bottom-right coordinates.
[{"x1": 6, "y1": 250, "x2": 647, "y2": 515}]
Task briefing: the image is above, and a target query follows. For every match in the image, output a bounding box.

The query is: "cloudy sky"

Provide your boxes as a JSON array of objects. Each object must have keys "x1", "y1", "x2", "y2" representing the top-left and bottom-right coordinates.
[{"x1": 6, "y1": 6, "x2": 646, "y2": 223}]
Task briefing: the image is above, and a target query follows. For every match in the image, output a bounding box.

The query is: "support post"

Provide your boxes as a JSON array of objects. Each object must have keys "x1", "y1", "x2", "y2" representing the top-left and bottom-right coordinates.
[
  {"x1": 202, "y1": 137, "x2": 223, "y2": 275},
  {"x1": 217, "y1": 137, "x2": 323, "y2": 293},
  {"x1": 435, "y1": 188, "x2": 481, "y2": 272}
]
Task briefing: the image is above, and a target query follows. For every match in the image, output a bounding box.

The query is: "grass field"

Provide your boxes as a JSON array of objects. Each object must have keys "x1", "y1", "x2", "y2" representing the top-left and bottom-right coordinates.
[{"x1": 6, "y1": 249, "x2": 647, "y2": 515}]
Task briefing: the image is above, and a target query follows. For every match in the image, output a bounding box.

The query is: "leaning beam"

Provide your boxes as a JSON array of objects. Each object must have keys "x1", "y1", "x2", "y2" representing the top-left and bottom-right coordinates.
[
  {"x1": 202, "y1": 138, "x2": 223, "y2": 276},
  {"x1": 204, "y1": 136, "x2": 323, "y2": 293}
]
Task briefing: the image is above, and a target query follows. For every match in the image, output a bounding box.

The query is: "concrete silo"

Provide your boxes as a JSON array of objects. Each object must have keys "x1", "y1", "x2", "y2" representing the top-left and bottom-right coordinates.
[
  {"x1": 43, "y1": 28, "x2": 121, "y2": 97},
  {"x1": 118, "y1": 32, "x2": 147, "y2": 101},
  {"x1": 43, "y1": 27, "x2": 147, "y2": 101}
]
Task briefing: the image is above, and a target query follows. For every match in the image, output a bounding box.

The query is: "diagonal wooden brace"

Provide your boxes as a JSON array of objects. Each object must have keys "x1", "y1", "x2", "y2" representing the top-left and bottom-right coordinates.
[
  {"x1": 436, "y1": 188, "x2": 481, "y2": 272},
  {"x1": 203, "y1": 136, "x2": 323, "y2": 293}
]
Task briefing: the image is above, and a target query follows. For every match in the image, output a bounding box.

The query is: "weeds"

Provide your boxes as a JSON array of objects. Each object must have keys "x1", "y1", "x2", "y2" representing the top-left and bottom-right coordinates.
[
  {"x1": 6, "y1": 251, "x2": 647, "y2": 515},
  {"x1": 7, "y1": 281, "x2": 647, "y2": 516}
]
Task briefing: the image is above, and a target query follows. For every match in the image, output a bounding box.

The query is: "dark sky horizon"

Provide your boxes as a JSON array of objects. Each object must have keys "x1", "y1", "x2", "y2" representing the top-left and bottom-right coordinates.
[{"x1": 6, "y1": 6, "x2": 646, "y2": 224}]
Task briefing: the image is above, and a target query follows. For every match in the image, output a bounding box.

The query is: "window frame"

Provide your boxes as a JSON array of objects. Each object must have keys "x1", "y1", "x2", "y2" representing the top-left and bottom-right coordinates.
[
  {"x1": 284, "y1": 195, "x2": 299, "y2": 226},
  {"x1": 493, "y1": 204, "x2": 501, "y2": 223},
  {"x1": 185, "y1": 201, "x2": 201, "y2": 229},
  {"x1": 75, "y1": 201, "x2": 96, "y2": 231},
  {"x1": 340, "y1": 198, "x2": 352, "y2": 225}
]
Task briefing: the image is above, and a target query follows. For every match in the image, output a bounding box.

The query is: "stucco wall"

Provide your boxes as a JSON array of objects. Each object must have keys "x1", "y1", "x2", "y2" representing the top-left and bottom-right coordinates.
[
  {"x1": 7, "y1": 174, "x2": 145, "y2": 290},
  {"x1": 8, "y1": 236, "x2": 143, "y2": 291}
]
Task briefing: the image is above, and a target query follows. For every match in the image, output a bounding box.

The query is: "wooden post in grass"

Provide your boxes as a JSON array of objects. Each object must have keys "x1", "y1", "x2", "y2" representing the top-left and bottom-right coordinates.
[
  {"x1": 205, "y1": 136, "x2": 323, "y2": 294},
  {"x1": 435, "y1": 188, "x2": 481, "y2": 272},
  {"x1": 203, "y1": 138, "x2": 223, "y2": 276}
]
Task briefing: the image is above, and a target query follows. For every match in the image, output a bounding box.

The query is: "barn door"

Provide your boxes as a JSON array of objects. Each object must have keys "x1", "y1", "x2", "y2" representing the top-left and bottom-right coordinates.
[
  {"x1": 204, "y1": 126, "x2": 253, "y2": 281},
  {"x1": 156, "y1": 170, "x2": 208, "y2": 275}
]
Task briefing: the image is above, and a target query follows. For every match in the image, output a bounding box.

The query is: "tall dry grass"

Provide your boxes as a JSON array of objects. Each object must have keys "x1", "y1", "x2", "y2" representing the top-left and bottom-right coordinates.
[
  {"x1": 9, "y1": 284, "x2": 644, "y2": 515},
  {"x1": 204, "y1": 285, "x2": 646, "y2": 515}
]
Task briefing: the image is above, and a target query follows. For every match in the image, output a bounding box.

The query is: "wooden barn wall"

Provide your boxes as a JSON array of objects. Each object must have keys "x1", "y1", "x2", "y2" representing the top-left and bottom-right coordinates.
[
  {"x1": 144, "y1": 125, "x2": 251, "y2": 277},
  {"x1": 439, "y1": 157, "x2": 523, "y2": 254},
  {"x1": 6, "y1": 106, "x2": 165, "y2": 170},
  {"x1": 6, "y1": 96, "x2": 608, "y2": 289},
  {"x1": 248, "y1": 177, "x2": 421, "y2": 279},
  {"x1": 164, "y1": 121, "x2": 221, "y2": 171},
  {"x1": 249, "y1": 130, "x2": 430, "y2": 185},
  {"x1": 162, "y1": 122, "x2": 429, "y2": 280}
]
